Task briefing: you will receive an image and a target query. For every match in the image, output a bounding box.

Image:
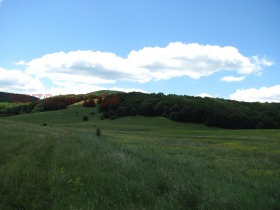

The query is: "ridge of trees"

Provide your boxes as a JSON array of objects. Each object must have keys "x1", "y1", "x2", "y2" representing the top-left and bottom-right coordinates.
[
  {"x1": 0, "y1": 92, "x2": 39, "y2": 103},
  {"x1": 98, "y1": 92, "x2": 280, "y2": 129},
  {"x1": 0, "y1": 94, "x2": 101, "y2": 117}
]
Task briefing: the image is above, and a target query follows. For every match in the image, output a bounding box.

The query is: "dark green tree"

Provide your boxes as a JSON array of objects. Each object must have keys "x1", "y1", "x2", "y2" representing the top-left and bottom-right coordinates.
[{"x1": 96, "y1": 128, "x2": 101, "y2": 137}]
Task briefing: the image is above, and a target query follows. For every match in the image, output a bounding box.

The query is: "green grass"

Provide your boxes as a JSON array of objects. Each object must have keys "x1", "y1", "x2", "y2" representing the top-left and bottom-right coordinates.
[
  {"x1": 0, "y1": 102, "x2": 25, "y2": 109},
  {"x1": 0, "y1": 105, "x2": 280, "y2": 209}
]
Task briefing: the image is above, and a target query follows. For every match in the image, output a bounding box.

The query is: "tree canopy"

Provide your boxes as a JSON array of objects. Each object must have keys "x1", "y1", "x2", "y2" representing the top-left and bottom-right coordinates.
[{"x1": 98, "y1": 92, "x2": 280, "y2": 129}]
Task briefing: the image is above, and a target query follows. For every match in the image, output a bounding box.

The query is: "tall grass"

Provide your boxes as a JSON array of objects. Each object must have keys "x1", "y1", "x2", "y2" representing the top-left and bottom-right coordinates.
[{"x1": 0, "y1": 107, "x2": 279, "y2": 209}]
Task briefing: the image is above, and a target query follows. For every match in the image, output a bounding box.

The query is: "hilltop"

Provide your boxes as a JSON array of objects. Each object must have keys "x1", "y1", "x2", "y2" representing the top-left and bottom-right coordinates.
[{"x1": 86, "y1": 90, "x2": 123, "y2": 96}]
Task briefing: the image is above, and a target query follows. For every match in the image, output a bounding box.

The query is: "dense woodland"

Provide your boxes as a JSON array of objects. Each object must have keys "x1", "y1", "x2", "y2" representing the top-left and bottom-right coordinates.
[
  {"x1": 0, "y1": 92, "x2": 39, "y2": 103},
  {"x1": 1, "y1": 91, "x2": 280, "y2": 129},
  {"x1": 98, "y1": 92, "x2": 280, "y2": 129},
  {"x1": 0, "y1": 94, "x2": 99, "y2": 116}
]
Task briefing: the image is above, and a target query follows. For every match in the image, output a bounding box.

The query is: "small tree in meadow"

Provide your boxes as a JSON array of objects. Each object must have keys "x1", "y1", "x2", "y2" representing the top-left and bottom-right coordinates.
[
  {"x1": 83, "y1": 100, "x2": 88, "y2": 107},
  {"x1": 96, "y1": 128, "x2": 101, "y2": 137}
]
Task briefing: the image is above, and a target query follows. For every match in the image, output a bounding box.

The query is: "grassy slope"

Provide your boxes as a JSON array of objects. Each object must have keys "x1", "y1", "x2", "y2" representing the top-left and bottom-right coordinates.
[
  {"x1": 0, "y1": 105, "x2": 280, "y2": 209},
  {"x1": 0, "y1": 102, "x2": 25, "y2": 109}
]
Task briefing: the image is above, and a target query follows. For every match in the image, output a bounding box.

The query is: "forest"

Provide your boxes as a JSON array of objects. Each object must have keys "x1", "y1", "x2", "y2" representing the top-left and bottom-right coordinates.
[
  {"x1": 98, "y1": 92, "x2": 280, "y2": 129},
  {"x1": 0, "y1": 93, "x2": 97, "y2": 117},
  {"x1": 0, "y1": 92, "x2": 39, "y2": 103}
]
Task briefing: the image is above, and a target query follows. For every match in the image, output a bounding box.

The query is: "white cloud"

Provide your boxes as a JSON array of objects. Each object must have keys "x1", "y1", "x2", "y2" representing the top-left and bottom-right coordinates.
[
  {"x1": 0, "y1": 0, "x2": 4, "y2": 6},
  {"x1": 0, "y1": 66, "x2": 146, "y2": 96},
  {"x1": 0, "y1": 67, "x2": 45, "y2": 94},
  {"x1": 229, "y1": 85, "x2": 280, "y2": 102},
  {"x1": 197, "y1": 93, "x2": 213, "y2": 98},
  {"x1": 220, "y1": 76, "x2": 245, "y2": 82},
  {"x1": 2, "y1": 42, "x2": 273, "y2": 97},
  {"x1": 108, "y1": 87, "x2": 146, "y2": 93},
  {"x1": 24, "y1": 51, "x2": 120, "y2": 84},
  {"x1": 18, "y1": 42, "x2": 272, "y2": 85}
]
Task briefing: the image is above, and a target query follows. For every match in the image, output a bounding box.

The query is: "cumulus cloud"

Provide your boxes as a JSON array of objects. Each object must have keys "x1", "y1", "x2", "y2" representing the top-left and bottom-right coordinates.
[
  {"x1": 3, "y1": 42, "x2": 273, "y2": 97},
  {"x1": 0, "y1": 66, "x2": 146, "y2": 96},
  {"x1": 220, "y1": 76, "x2": 245, "y2": 82},
  {"x1": 22, "y1": 51, "x2": 122, "y2": 84},
  {"x1": 18, "y1": 42, "x2": 272, "y2": 84},
  {"x1": 229, "y1": 85, "x2": 280, "y2": 102},
  {"x1": 0, "y1": 67, "x2": 44, "y2": 93}
]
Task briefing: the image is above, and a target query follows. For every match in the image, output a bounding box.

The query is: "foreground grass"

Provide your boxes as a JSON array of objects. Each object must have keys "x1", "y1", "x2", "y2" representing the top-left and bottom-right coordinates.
[{"x1": 0, "y1": 107, "x2": 280, "y2": 209}]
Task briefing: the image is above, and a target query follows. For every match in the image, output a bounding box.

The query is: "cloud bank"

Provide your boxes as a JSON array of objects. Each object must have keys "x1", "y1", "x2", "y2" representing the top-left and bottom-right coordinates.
[
  {"x1": 230, "y1": 85, "x2": 280, "y2": 102},
  {"x1": 0, "y1": 67, "x2": 144, "y2": 96},
  {"x1": 0, "y1": 68, "x2": 44, "y2": 93},
  {"x1": 19, "y1": 42, "x2": 272, "y2": 84},
  {"x1": 1, "y1": 42, "x2": 276, "y2": 100}
]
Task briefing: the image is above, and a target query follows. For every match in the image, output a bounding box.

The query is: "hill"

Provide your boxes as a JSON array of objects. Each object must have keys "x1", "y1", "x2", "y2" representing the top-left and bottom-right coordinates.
[
  {"x1": 86, "y1": 90, "x2": 123, "y2": 96},
  {"x1": 1, "y1": 91, "x2": 280, "y2": 129},
  {"x1": 98, "y1": 92, "x2": 280, "y2": 129}
]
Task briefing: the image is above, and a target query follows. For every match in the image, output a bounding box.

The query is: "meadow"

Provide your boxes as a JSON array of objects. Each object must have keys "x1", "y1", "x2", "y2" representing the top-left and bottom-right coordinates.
[{"x1": 0, "y1": 104, "x2": 279, "y2": 209}]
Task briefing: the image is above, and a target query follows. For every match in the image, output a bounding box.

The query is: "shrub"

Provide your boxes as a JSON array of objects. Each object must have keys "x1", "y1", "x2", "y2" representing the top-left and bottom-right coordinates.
[
  {"x1": 96, "y1": 128, "x2": 101, "y2": 137},
  {"x1": 83, "y1": 99, "x2": 96, "y2": 107},
  {"x1": 110, "y1": 115, "x2": 117, "y2": 120},
  {"x1": 82, "y1": 116, "x2": 88, "y2": 121},
  {"x1": 42, "y1": 122, "x2": 47, "y2": 126},
  {"x1": 83, "y1": 100, "x2": 88, "y2": 107}
]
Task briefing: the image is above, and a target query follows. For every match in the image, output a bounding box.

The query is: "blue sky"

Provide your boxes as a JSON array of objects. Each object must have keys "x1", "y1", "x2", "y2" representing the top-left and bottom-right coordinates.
[{"x1": 0, "y1": 0, "x2": 279, "y2": 102}]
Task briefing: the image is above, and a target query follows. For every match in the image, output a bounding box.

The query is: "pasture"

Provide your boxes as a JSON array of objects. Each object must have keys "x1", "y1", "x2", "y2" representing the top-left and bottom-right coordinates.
[{"x1": 0, "y1": 105, "x2": 279, "y2": 209}]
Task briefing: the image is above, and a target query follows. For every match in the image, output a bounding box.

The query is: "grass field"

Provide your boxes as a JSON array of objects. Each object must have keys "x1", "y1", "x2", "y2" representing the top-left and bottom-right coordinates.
[{"x1": 0, "y1": 105, "x2": 279, "y2": 209}]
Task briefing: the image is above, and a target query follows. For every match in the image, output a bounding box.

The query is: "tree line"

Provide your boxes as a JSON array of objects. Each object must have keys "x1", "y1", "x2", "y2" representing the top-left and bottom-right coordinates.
[
  {"x1": 0, "y1": 94, "x2": 100, "y2": 117},
  {"x1": 0, "y1": 92, "x2": 39, "y2": 103},
  {"x1": 98, "y1": 92, "x2": 280, "y2": 129}
]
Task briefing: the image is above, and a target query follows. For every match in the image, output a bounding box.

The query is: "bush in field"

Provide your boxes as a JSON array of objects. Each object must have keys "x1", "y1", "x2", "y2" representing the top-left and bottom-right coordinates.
[
  {"x1": 83, "y1": 99, "x2": 96, "y2": 107},
  {"x1": 96, "y1": 128, "x2": 101, "y2": 137},
  {"x1": 82, "y1": 116, "x2": 88, "y2": 121}
]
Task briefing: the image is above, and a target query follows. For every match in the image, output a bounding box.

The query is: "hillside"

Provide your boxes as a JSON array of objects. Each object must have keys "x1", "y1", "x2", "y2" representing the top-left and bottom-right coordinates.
[
  {"x1": 99, "y1": 92, "x2": 280, "y2": 129},
  {"x1": 1, "y1": 91, "x2": 280, "y2": 129}
]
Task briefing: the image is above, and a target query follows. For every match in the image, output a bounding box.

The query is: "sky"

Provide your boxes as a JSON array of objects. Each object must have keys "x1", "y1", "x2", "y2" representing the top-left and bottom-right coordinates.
[{"x1": 0, "y1": 0, "x2": 280, "y2": 102}]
